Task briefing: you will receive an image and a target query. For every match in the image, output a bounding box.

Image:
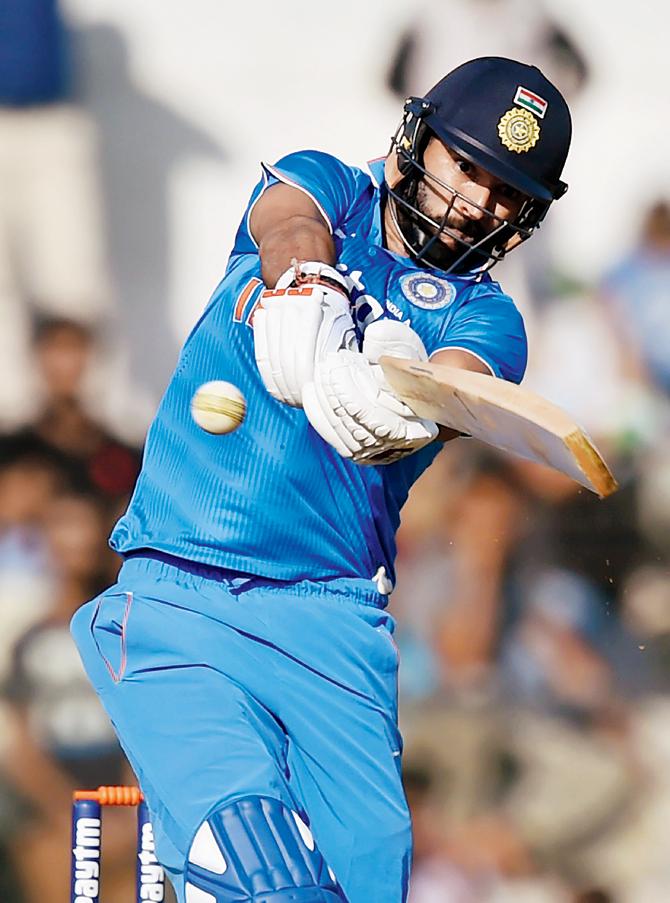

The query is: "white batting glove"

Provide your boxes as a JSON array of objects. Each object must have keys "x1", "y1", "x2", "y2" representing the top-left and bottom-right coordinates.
[
  {"x1": 361, "y1": 317, "x2": 431, "y2": 366},
  {"x1": 302, "y1": 319, "x2": 439, "y2": 465},
  {"x1": 253, "y1": 261, "x2": 358, "y2": 407}
]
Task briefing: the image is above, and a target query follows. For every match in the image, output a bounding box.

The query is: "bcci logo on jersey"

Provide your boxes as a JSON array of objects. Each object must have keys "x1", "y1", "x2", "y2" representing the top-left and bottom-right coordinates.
[{"x1": 400, "y1": 273, "x2": 455, "y2": 310}]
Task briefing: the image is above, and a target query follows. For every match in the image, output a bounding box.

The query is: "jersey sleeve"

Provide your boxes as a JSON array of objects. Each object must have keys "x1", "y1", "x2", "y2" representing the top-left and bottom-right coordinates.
[
  {"x1": 427, "y1": 289, "x2": 528, "y2": 384},
  {"x1": 242, "y1": 150, "x2": 362, "y2": 245}
]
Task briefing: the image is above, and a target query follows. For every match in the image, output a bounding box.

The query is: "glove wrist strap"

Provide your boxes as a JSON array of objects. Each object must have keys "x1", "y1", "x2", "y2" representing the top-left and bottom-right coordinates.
[{"x1": 288, "y1": 258, "x2": 350, "y2": 299}]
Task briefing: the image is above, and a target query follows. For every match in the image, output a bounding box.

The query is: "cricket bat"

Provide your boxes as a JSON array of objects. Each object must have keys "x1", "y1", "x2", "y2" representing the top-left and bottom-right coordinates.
[{"x1": 380, "y1": 357, "x2": 618, "y2": 498}]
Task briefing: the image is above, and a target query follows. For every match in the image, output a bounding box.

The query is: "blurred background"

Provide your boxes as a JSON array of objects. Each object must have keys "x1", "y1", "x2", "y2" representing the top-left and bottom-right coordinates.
[{"x1": 0, "y1": 1, "x2": 668, "y2": 900}]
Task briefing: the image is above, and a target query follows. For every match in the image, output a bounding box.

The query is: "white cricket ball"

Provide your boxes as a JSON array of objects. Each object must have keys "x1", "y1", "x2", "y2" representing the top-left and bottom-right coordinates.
[{"x1": 191, "y1": 381, "x2": 246, "y2": 435}]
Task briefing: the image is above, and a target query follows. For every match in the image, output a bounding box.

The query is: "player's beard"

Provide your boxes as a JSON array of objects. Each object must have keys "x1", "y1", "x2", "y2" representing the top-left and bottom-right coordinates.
[{"x1": 394, "y1": 177, "x2": 495, "y2": 273}]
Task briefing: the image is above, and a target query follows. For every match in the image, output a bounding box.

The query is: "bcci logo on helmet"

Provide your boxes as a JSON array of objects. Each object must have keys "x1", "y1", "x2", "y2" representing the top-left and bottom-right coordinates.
[{"x1": 498, "y1": 108, "x2": 540, "y2": 154}]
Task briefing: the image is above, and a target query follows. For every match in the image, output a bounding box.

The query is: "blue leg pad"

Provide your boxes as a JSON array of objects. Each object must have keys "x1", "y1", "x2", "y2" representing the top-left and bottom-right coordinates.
[{"x1": 185, "y1": 796, "x2": 348, "y2": 902}]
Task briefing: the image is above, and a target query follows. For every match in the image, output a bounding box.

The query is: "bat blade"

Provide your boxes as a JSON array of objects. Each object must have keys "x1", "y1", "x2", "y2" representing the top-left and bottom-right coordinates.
[{"x1": 380, "y1": 356, "x2": 617, "y2": 498}]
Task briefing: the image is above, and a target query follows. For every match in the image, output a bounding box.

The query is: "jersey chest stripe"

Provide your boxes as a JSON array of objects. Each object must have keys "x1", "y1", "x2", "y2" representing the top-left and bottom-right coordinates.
[{"x1": 234, "y1": 277, "x2": 263, "y2": 322}]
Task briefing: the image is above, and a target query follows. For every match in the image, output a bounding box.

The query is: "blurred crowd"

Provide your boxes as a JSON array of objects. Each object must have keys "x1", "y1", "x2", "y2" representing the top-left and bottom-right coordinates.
[{"x1": 1, "y1": 1, "x2": 669, "y2": 902}]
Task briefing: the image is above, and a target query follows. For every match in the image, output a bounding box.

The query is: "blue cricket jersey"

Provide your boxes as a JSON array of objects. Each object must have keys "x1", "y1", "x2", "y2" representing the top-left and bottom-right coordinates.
[{"x1": 111, "y1": 151, "x2": 527, "y2": 586}]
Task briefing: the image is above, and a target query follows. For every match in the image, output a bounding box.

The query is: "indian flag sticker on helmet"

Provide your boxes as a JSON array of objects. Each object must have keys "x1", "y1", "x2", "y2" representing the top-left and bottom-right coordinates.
[{"x1": 514, "y1": 86, "x2": 548, "y2": 119}]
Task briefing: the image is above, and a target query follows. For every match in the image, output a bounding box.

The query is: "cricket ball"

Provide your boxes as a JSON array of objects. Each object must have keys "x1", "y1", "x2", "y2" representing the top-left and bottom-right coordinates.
[{"x1": 191, "y1": 381, "x2": 246, "y2": 435}]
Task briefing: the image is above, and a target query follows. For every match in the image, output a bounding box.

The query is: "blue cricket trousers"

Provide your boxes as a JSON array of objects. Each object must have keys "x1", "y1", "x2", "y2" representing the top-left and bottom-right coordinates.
[{"x1": 71, "y1": 553, "x2": 412, "y2": 902}]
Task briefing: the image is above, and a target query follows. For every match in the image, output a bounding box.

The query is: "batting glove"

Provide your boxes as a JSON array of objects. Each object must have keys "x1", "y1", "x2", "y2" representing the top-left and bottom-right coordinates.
[
  {"x1": 302, "y1": 319, "x2": 439, "y2": 465},
  {"x1": 253, "y1": 260, "x2": 358, "y2": 407}
]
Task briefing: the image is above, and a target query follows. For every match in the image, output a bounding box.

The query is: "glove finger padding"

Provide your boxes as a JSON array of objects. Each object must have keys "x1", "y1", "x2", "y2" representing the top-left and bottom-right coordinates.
[
  {"x1": 304, "y1": 351, "x2": 438, "y2": 465},
  {"x1": 311, "y1": 357, "x2": 380, "y2": 455},
  {"x1": 266, "y1": 297, "x2": 299, "y2": 405},
  {"x1": 303, "y1": 379, "x2": 354, "y2": 457},
  {"x1": 252, "y1": 307, "x2": 286, "y2": 404},
  {"x1": 330, "y1": 354, "x2": 420, "y2": 435}
]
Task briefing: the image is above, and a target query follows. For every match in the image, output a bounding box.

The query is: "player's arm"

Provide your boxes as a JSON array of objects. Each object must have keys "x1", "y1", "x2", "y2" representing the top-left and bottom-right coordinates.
[
  {"x1": 249, "y1": 183, "x2": 336, "y2": 288},
  {"x1": 431, "y1": 348, "x2": 491, "y2": 374},
  {"x1": 250, "y1": 183, "x2": 357, "y2": 407},
  {"x1": 430, "y1": 347, "x2": 492, "y2": 441}
]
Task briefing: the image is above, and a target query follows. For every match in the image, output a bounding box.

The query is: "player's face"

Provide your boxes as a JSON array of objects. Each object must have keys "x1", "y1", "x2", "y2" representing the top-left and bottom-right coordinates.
[{"x1": 416, "y1": 138, "x2": 525, "y2": 253}]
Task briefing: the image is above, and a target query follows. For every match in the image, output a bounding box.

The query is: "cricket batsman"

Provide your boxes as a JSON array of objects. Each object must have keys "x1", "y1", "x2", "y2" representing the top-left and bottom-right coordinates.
[{"x1": 72, "y1": 58, "x2": 572, "y2": 902}]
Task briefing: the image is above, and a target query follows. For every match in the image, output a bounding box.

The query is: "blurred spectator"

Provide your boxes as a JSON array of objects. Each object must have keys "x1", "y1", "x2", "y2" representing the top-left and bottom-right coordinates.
[
  {"x1": 0, "y1": 0, "x2": 112, "y2": 426},
  {"x1": 405, "y1": 762, "x2": 480, "y2": 902},
  {"x1": 5, "y1": 491, "x2": 121, "y2": 779},
  {"x1": 500, "y1": 567, "x2": 617, "y2": 716},
  {"x1": 0, "y1": 447, "x2": 65, "y2": 681},
  {"x1": 1, "y1": 489, "x2": 134, "y2": 903},
  {"x1": 402, "y1": 697, "x2": 636, "y2": 900},
  {"x1": 620, "y1": 566, "x2": 670, "y2": 688},
  {"x1": 435, "y1": 462, "x2": 525, "y2": 692},
  {"x1": 599, "y1": 201, "x2": 670, "y2": 397},
  {"x1": 502, "y1": 280, "x2": 651, "y2": 608},
  {"x1": 561, "y1": 697, "x2": 670, "y2": 900},
  {"x1": 393, "y1": 448, "x2": 526, "y2": 699},
  {"x1": 595, "y1": 200, "x2": 670, "y2": 570},
  {"x1": 0, "y1": 317, "x2": 142, "y2": 503}
]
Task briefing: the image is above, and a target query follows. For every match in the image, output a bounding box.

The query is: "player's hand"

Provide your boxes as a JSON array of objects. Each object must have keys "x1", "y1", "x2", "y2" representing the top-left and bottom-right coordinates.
[
  {"x1": 253, "y1": 261, "x2": 358, "y2": 407},
  {"x1": 302, "y1": 319, "x2": 439, "y2": 464}
]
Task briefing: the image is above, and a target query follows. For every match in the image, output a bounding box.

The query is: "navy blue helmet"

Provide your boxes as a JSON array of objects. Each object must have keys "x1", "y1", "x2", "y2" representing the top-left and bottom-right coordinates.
[{"x1": 387, "y1": 56, "x2": 572, "y2": 273}]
